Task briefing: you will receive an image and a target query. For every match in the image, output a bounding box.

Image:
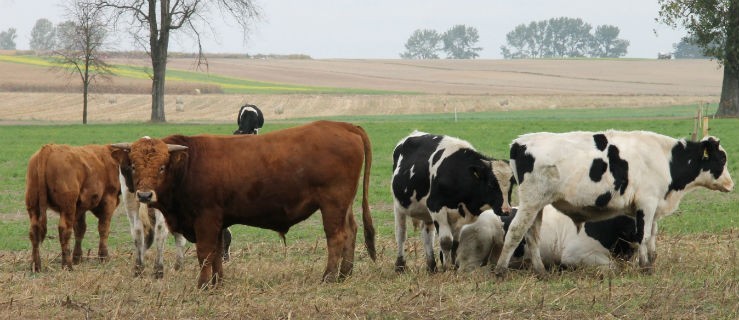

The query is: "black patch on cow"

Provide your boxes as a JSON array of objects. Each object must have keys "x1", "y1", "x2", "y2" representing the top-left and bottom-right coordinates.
[
  {"x1": 510, "y1": 142, "x2": 534, "y2": 184},
  {"x1": 234, "y1": 104, "x2": 264, "y2": 135},
  {"x1": 593, "y1": 134, "x2": 608, "y2": 151},
  {"x1": 431, "y1": 149, "x2": 444, "y2": 166},
  {"x1": 668, "y1": 138, "x2": 727, "y2": 193},
  {"x1": 583, "y1": 215, "x2": 639, "y2": 261},
  {"x1": 635, "y1": 210, "x2": 645, "y2": 244},
  {"x1": 594, "y1": 191, "x2": 612, "y2": 207},
  {"x1": 426, "y1": 148, "x2": 505, "y2": 216},
  {"x1": 589, "y1": 158, "x2": 608, "y2": 182},
  {"x1": 391, "y1": 133, "x2": 443, "y2": 208},
  {"x1": 607, "y1": 145, "x2": 629, "y2": 194},
  {"x1": 433, "y1": 221, "x2": 440, "y2": 234},
  {"x1": 500, "y1": 212, "x2": 526, "y2": 258}
]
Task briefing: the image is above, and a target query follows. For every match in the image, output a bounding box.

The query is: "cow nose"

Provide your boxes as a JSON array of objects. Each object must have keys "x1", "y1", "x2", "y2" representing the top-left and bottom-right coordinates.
[
  {"x1": 501, "y1": 204, "x2": 512, "y2": 215},
  {"x1": 137, "y1": 191, "x2": 153, "y2": 203}
]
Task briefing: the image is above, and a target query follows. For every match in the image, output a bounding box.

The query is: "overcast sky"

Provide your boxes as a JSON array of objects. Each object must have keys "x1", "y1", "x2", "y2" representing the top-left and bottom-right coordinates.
[{"x1": 0, "y1": 0, "x2": 686, "y2": 59}]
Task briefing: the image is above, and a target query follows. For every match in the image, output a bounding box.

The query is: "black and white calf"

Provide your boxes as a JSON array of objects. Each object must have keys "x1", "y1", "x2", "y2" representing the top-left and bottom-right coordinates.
[
  {"x1": 494, "y1": 131, "x2": 733, "y2": 277},
  {"x1": 233, "y1": 104, "x2": 264, "y2": 135},
  {"x1": 392, "y1": 131, "x2": 513, "y2": 272},
  {"x1": 457, "y1": 206, "x2": 641, "y2": 272}
]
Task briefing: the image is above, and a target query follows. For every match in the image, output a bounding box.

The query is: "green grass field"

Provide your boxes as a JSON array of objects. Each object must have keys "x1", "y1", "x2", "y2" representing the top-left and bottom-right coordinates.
[{"x1": 1, "y1": 105, "x2": 738, "y2": 318}]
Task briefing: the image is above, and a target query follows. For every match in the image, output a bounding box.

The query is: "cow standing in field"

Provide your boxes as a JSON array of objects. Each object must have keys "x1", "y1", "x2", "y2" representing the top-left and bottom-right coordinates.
[
  {"x1": 233, "y1": 104, "x2": 264, "y2": 135},
  {"x1": 111, "y1": 120, "x2": 375, "y2": 288},
  {"x1": 392, "y1": 131, "x2": 513, "y2": 272},
  {"x1": 26, "y1": 144, "x2": 122, "y2": 271},
  {"x1": 494, "y1": 131, "x2": 733, "y2": 277},
  {"x1": 457, "y1": 206, "x2": 641, "y2": 272}
]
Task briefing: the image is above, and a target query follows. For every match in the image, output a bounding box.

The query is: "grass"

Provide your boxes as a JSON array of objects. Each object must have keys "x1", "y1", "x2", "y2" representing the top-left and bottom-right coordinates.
[
  {"x1": 1, "y1": 105, "x2": 738, "y2": 318},
  {"x1": 0, "y1": 54, "x2": 414, "y2": 95}
]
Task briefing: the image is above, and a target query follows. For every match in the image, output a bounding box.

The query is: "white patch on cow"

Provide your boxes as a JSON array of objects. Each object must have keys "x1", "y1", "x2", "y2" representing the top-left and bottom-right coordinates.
[
  {"x1": 429, "y1": 135, "x2": 475, "y2": 179},
  {"x1": 143, "y1": 136, "x2": 151, "y2": 140},
  {"x1": 409, "y1": 164, "x2": 415, "y2": 179},
  {"x1": 239, "y1": 106, "x2": 258, "y2": 119}
]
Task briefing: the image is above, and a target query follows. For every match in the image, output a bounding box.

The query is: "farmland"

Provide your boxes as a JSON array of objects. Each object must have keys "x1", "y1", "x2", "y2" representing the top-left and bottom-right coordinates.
[{"x1": 0, "y1": 56, "x2": 738, "y2": 318}]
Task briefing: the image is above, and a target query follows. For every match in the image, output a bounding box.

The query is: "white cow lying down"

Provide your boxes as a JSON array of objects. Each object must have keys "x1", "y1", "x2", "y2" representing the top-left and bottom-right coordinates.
[{"x1": 456, "y1": 206, "x2": 641, "y2": 272}]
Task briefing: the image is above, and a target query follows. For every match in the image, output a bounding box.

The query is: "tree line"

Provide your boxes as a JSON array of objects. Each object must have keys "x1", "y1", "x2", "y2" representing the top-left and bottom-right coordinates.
[{"x1": 400, "y1": 25, "x2": 482, "y2": 59}]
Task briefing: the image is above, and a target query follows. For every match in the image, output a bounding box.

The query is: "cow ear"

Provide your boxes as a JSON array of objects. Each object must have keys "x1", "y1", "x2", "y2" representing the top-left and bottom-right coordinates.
[
  {"x1": 109, "y1": 146, "x2": 130, "y2": 165},
  {"x1": 169, "y1": 149, "x2": 188, "y2": 168},
  {"x1": 700, "y1": 138, "x2": 719, "y2": 160}
]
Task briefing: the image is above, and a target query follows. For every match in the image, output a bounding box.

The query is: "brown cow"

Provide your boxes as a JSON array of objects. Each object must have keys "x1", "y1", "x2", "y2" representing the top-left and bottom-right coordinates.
[
  {"x1": 110, "y1": 120, "x2": 375, "y2": 288},
  {"x1": 26, "y1": 144, "x2": 122, "y2": 271}
]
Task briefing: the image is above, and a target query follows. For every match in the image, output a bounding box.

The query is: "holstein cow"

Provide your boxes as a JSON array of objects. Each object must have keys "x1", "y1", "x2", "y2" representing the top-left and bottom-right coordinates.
[
  {"x1": 119, "y1": 168, "x2": 187, "y2": 278},
  {"x1": 457, "y1": 206, "x2": 641, "y2": 272},
  {"x1": 233, "y1": 104, "x2": 264, "y2": 135},
  {"x1": 111, "y1": 120, "x2": 375, "y2": 288},
  {"x1": 494, "y1": 131, "x2": 733, "y2": 278},
  {"x1": 26, "y1": 144, "x2": 122, "y2": 271},
  {"x1": 392, "y1": 131, "x2": 513, "y2": 272}
]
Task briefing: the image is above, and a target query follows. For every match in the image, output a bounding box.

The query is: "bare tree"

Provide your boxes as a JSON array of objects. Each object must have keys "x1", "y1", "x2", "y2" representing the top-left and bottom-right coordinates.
[
  {"x1": 97, "y1": 0, "x2": 260, "y2": 122},
  {"x1": 54, "y1": 0, "x2": 113, "y2": 124}
]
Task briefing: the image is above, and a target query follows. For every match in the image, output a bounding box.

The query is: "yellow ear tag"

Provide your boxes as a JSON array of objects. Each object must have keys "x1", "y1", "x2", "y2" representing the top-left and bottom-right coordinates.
[
  {"x1": 473, "y1": 171, "x2": 479, "y2": 179},
  {"x1": 703, "y1": 148, "x2": 709, "y2": 160}
]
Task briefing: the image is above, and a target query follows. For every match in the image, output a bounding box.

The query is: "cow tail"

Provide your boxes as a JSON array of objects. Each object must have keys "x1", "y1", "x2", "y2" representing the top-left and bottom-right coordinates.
[
  {"x1": 357, "y1": 125, "x2": 376, "y2": 261},
  {"x1": 26, "y1": 146, "x2": 50, "y2": 235}
]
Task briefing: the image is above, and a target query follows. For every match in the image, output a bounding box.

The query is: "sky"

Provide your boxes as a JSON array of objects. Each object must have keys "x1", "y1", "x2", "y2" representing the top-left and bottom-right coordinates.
[{"x1": 0, "y1": 0, "x2": 686, "y2": 59}]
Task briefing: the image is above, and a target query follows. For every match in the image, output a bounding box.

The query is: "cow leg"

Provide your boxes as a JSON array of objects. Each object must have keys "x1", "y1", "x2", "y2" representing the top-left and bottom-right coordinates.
[
  {"x1": 212, "y1": 230, "x2": 224, "y2": 286},
  {"x1": 153, "y1": 209, "x2": 169, "y2": 279},
  {"x1": 93, "y1": 197, "x2": 117, "y2": 262},
  {"x1": 222, "y1": 228, "x2": 232, "y2": 262},
  {"x1": 194, "y1": 215, "x2": 221, "y2": 288},
  {"x1": 58, "y1": 209, "x2": 76, "y2": 270},
  {"x1": 393, "y1": 204, "x2": 409, "y2": 272},
  {"x1": 28, "y1": 208, "x2": 48, "y2": 272},
  {"x1": 494, "y1": 205, "x2": 546, "y2": 278},
  {"x1": 173, "y1": 232, "x2": 187, "y2": 271},
  {"x1": 421, "y1": 221, "x2": 437, "y2": 272},
  {"x1": 432, "y1": 209, "x2": 455, "y2": 271},
  {"x1": 72, "y1": 210, "x2": 87, "y2": 265},
  {"x1": 523, "y1": 209, "x2": 546, "y2": 277},
  {"x1": 648, "y1": 221, "x2": 659, "y2": 264},
  {"x1": 636, "y1": 204, "x2": 658, "y2": 273},
  {"x1": 320, "y1": 203, "x2": 350, "y2": 283},
  {"x1": 124, "y1": 192, "x2": 147, "y2": 276},
  {"x1": 339, "y1": 208, "x2": 358, "y2": 279}
]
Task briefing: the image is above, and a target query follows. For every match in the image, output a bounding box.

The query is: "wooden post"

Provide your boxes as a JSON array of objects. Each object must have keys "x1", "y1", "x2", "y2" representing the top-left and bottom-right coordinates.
[{"x1": 702, "y1": 116, "x2": 709, "y2": 138}]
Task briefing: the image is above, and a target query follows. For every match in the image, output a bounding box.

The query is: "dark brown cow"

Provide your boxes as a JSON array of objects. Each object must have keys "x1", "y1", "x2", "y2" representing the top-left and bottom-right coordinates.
[
  {"x1": 110, "y1": 120, "x2": 375, "y2": 288},
  {"x1": 26, "y1": 144, "x2": 122, "y2": 271}
]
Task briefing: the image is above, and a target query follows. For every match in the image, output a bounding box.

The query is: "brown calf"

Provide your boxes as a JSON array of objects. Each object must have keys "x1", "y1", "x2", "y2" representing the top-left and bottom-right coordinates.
[{"x1": 26, "y1": 144, "x2": 122, "y2": 271}]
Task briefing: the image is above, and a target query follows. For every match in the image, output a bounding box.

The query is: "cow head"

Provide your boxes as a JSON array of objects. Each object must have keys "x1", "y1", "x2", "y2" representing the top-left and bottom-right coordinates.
[
  {"x1": 697, "y1": 136, "x2": 734, "y2": 192},
  {"x1": 463, "y1": 159, "x2": 513, "y2": 216},
  {"x1": 110, "y1": 137, "x2": 188, "y2": 204}
]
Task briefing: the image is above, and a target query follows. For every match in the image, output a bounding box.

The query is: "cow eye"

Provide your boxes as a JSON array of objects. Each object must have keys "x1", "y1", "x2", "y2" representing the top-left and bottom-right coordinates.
[
  {"x1": 159, "y1": 165, "x2": 166, "y2": 174},
  {"x1": 131, "y1": 164, "x2": 136, "y2": 172}
]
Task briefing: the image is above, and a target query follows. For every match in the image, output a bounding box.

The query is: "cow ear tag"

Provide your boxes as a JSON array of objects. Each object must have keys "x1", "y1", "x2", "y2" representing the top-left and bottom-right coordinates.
[{"x1": 703, "y1": 148, "x2": 709, "y2": 160}]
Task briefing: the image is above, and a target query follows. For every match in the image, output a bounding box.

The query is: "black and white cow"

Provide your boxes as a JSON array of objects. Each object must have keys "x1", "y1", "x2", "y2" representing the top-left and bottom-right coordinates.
[
  {"x1": 494, "y1": 131, "x2": 733, "y2": 277},
  {"x1": 457, "y1": 206, "x2": 641, "y2": 272},
  {"x1": 392, "y1": 131, "x2": 513, "y2": 272},
  {"x1": 234, "y1": 104, "x2": 264, "y2": 135}
]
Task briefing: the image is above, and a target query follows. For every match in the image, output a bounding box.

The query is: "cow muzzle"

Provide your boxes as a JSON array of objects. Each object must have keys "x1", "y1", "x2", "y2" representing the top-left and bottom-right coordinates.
[{"x1": 136, "y1": 190, "x2": 157, "y2": 203}]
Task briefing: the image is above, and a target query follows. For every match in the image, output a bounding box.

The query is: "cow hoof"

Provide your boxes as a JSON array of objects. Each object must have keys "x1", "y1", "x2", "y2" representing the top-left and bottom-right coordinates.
[
  {"x1": 640, "y1": 265, "x2": 654, "y2": 275},
  {"x1": 133, "y1": 266, "x2": 144, "y2": 277},
  {"x1": 72, "y1": 255, "x2": 82, "y2": 265},
  {"x1": 154, "y1": 270, "x2": 164, "y2": 279},
  {"x1": 174, "y1": 262, "x2": 183, "y2": 271},
  {"x1": 493, "y1": 266, "x2": 508, "y2": 279},
  {"x1": 394, "y1": 257, "x2": 406, "y2": 273}
]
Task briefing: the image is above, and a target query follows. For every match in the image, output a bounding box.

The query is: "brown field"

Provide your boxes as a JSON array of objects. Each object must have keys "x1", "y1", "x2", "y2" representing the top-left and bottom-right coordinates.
[{"x1": 0, "y1": 58, "x2": 724, "y2": 123}]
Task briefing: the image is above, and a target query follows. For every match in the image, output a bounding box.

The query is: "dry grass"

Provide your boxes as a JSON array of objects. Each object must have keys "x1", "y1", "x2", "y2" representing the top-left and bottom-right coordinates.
[{"x1": 1, "y1": 230, "x2": 737, "y2": 319}]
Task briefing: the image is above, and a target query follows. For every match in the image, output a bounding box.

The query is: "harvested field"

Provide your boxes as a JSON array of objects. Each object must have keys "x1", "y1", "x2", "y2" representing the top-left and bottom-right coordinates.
[{"x1": 0, "y1": 57, "x2": 725, "y2": 123}]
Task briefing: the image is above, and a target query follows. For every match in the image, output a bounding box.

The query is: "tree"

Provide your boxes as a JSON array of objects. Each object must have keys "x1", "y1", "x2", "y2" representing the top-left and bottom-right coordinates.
[
  {"x1": 442, "y1": 25, "x2": 482, "y2": 59},
  {"x1": 673, "y1": 36, "x2": 709, "y2": 59},
  {"x1": 55, "y1": 21, "x2": 77, "y2": 50},
  {"x1": 54, "y1": 1, "x2": 112, "y2": 124},
  {"x1": 501, "y1": 17, "x2": 629, "y2": 59},
  {"x1": 30, "y1": 18, "x2": 57, "y2": 52},
  {"x1": 400, "y1": 29, "x2": 442, "y2": 59},
  {"x1": 97, "y1": 0, "x2": 260, "y2": 122},
  {"x1": 590, "y1": 25, "x2": 629, "y2": 58},
  {"x1": 658, "y1": 0, "x2": 739, "y2": 117},
  {"x1": 0, "y1": 28, "x2": 17, "y2": 50}
]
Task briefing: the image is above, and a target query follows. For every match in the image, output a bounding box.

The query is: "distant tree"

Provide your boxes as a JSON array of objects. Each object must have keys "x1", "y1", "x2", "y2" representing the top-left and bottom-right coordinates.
[
  {"x1": 97, "y1": 0, "x2": 260, "y2": 123},
  {"x1": 53, "y1": 1, "x2": 112, "y2": 124},
  {"x1": 501, "y1": 17, "x2": 629, "y2": 59},
  {"x1": 590, "y1": 25, "x2": 629, "y2": 58},
  {"x1": 0, "y1": 28, "x2": 17, "y2": 50},
  {"x1": 400, "y1": 29, "x2": 442, "y2": 59},
  {"x1": 442, "y1": 25, "x2": 482, "y2": 59},
  {"x1": 54, "y1": 21, "x2": 77, "y2": 50},
  {"x1": 30, "y1": 18, "x2": 57, "y2": 52},
  {"x1": 658, "y1": 0, "x2": 739, "y2": 117},
  {"x1": 672, "y1": 36, "x2": 709, "y2": 59}
]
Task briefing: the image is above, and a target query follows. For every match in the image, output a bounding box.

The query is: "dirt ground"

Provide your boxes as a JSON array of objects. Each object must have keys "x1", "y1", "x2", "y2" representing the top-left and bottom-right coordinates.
[{"x1": 0, "y1": 58, "x2": 723, "y2": 123}]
